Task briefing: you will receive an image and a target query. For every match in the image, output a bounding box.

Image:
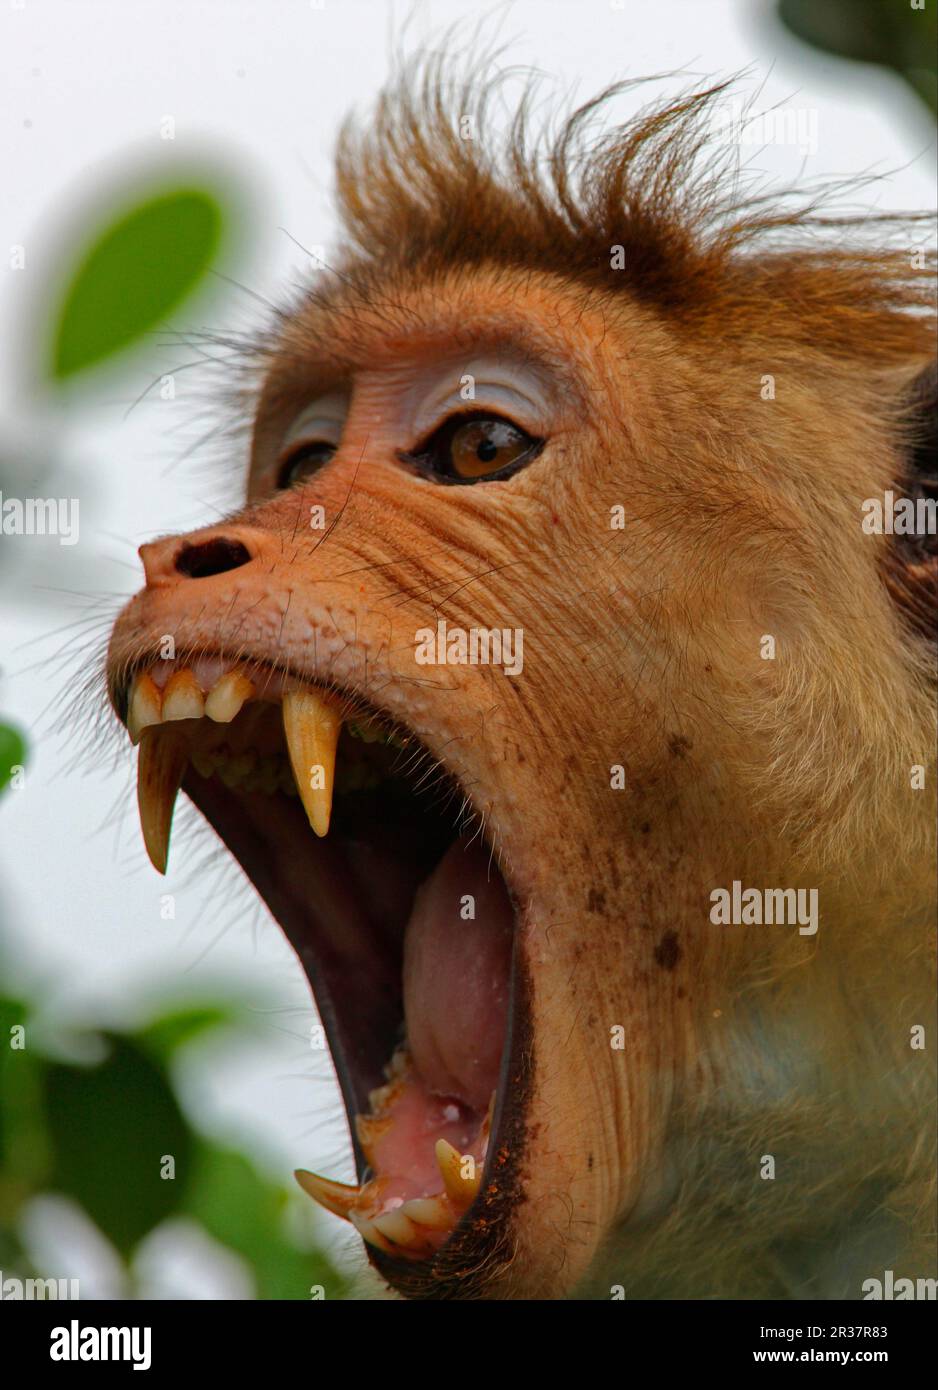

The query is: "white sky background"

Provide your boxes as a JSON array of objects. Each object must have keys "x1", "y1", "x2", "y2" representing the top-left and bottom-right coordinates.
[{"x1": 0, "y1": 0, "x2": 935, "y2": 1296}]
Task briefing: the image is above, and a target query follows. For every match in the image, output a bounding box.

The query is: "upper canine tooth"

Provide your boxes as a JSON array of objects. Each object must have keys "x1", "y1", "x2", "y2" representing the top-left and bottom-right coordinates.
[
  {"x1": 205, "y1": 671, "x2": 255, "y2": 723},
  {"x1": 282, "y1": 689, "x2": 342, "y2": 837},
  {"x1": 294, "y1": 1169, "x2": 360, "y2": 1222},
  {"x1": 434, "y1": 1138, "x2": 482, "y2": 1209},
  {"x1": 127, "y1": 673, "x2": 162, "y2": 744},
  {"x1": 137, "y1": 729, "x2": 188, "y2": 874},
  {"x1": 161, "y1": 668, "x2": 205, "y2": 721}
]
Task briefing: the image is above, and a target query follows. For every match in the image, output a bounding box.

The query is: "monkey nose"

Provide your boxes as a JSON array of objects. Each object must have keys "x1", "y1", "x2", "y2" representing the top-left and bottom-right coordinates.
[{"x1": 138, "y1": 529, "x2": 259, "y2": 586}]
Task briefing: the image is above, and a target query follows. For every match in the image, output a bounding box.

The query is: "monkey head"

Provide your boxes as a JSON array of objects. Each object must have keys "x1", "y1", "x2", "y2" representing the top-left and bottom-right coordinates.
[{"x1": 106, "y1": 68, "x2": 937, "y2": 1299}]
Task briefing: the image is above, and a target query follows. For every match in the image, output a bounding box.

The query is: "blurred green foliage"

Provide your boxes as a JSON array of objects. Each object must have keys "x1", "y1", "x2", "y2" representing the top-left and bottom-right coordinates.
[
  {"x1": 779, "y1": 0, "x2": 938, "y2": 114},
  {"x1": 50, "y1": 188, "x2": 224, "y2": 379},
  {"x1": 1, "y1": 568, "x2": 345, "y2": 1297},
  {"x1": 0, "y1": 154, "x2": 340, "y2": 1301},
  {"x1": 0, "y1": 992, "x2": 349, "y2": 1298},
  {"x1": 0, "y1": 725, "x2": 25, "y2": 793}
]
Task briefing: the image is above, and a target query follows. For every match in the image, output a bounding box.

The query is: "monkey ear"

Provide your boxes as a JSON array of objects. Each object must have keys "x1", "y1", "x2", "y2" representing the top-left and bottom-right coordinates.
[{"x1": 884, "y1": 360, "x2": 937, "y2": 643}]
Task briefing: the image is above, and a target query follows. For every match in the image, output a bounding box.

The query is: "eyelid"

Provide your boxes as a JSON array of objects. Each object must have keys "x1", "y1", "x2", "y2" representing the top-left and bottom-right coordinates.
[
  {"x1": 409, "y1": 360, "x2": 553, "y2": 442},
  {"x1": 279, "y1": 392, "x2": 349, "y2": 452}
]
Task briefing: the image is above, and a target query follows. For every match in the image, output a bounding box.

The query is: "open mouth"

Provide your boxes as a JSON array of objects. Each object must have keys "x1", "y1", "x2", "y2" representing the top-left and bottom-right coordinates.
[{"x1": 116, "y1": 654, "x2": 528, "y2": 1291}]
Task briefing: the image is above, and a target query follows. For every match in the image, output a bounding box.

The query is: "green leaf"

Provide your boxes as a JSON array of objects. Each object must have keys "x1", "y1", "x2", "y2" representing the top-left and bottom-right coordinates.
[
  {"x1": 778, "y1": 0, "x2": 938, "y2": 114},
  {"x1": 0, "y1": 724, "x2": 25, "y2": 794},
  {"x1": 43, "y1": 1033, "x2": 191, "y2": 1253},
  {"x1": 779, "y1": 0, "x2": 889, "y2": 65},
  {"x1": 0, "y1": 996, "x2": 52, "y2": 1219},
  {"x1": 136, "y1": 1004, "x2": 246, "y2": 1064},
  {"x1": 182, "y1": 1140, "x2": 349, "y2": 1300},
  {"x1": 51, "y1": 188, "x2": 224, "y2": 379}
]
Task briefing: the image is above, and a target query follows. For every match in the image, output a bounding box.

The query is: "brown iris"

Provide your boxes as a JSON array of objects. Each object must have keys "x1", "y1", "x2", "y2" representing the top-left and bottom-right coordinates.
[
  {"x1": 402, "y1": 412, "x2": 543, "y2": 484},
  {"x1": 449, "y1": 417, "x2": 533, "y2": 478}
]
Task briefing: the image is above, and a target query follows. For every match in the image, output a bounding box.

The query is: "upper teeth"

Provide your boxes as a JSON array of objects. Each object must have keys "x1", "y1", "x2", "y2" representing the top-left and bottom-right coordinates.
[
  {"x1": 127, "y1": 662, "x2": 490, "y2": 1259},
  {"x1": 205, "y1": 671, "x2": 256, "y2": 723},
  {"x1": 128, "y1": 664, "x2": 344, "y2": 874},
  {"x1": 282, "y1": 688, "x2": 342, "y2": 839},
  {"x1": 127, "y1": 673, "x2": 162, "y2": 743},
  {"x1": 161, "y1": 668, "x2": 206, "y2": 722},
  {"x1": 136, "y1": 728, "x2": 189, "y2": 875}
]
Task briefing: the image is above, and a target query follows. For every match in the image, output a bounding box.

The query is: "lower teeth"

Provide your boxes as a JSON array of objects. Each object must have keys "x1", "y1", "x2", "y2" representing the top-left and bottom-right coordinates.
[
  {"x1": 191, "y1": 747, "x2": 298, "y2": 795},
  {"x1": 192, "y1": 745, "x2": 388, "y2": 796},
  {"x1": 294, "y1": 1067, "x2": 496, "y2": 1259}
]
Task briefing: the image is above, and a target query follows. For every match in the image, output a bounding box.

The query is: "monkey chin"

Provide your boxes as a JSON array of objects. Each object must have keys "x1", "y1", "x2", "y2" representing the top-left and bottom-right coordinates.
[{"x1": 115, "y1": 651, "x2": 533, "y2": 1297}]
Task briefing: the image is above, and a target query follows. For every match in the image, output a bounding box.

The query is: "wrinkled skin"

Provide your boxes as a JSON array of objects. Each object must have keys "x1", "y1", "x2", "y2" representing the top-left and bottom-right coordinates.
[{"x1": 108, "y1": 266, "x2": 936, "y2": 1299}]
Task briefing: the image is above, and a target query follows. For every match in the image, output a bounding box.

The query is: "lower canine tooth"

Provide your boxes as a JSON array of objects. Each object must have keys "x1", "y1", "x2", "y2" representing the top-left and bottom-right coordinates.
[
  {"x1": 136, "y1": 729, "x2": 188, "y2": 874},
  {"x1": 127, "y1": 673, "x2": 161, "y2": 744},
  {"x1": 205, "y1": 671, "x2": 255, "y2": 723},
  {"x1": 294, "y1": 1169, "x2": 359, "y2": 1221},
  {"x1": 282, "y1": 689, "x2": 342, "y2": 837},
  {"x1": 435, "y1": 1138, "x2": 482, "y2": 1208},
  {"x1": 162, "y1": 668, "x2": 205, "y2": 721}
]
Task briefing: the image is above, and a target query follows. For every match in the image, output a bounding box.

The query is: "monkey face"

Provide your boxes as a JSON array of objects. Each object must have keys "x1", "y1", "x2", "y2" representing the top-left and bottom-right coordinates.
[
  {"x1": 106, "y1": 267, "x2": 712, "y2": 1296},
  {"x1": 106, "y1": 224, "x2": 936, "y2": 1296}
]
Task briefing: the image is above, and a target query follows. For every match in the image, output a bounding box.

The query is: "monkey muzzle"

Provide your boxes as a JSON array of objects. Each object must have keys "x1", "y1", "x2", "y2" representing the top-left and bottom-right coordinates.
[{"x1": 113, "y1": 651, "x2": 523, "y2": 1276}]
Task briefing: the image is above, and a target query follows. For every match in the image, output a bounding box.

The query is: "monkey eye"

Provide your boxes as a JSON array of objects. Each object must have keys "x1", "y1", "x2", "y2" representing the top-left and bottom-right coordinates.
[
  {"x1": 276, "y1": 441, "x2": 337, "y2": 490},
  {"x1": 401, "y1": 412, "x2": 544, "y2": 484}
]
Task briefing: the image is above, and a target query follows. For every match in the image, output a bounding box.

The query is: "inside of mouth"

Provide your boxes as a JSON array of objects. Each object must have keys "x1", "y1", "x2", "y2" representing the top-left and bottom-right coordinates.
[{"x1": 132, "y1": 661, "x2": 515, "y2": 1259}]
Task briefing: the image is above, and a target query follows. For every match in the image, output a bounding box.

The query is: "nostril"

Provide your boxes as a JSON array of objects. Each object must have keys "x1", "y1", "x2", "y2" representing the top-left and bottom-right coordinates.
[{"x1": 174, "y1": 537, "x2": 252, "y2": 579}]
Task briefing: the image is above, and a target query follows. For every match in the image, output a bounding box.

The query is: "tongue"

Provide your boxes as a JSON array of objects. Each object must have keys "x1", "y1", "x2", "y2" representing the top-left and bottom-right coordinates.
[{"x1": 402, "y1": 835, "x2": 514, "y2": 1113}]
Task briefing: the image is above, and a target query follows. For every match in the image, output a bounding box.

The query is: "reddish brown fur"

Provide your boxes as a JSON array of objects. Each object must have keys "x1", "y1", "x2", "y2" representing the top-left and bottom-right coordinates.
[{"x1": 108, "y1": 56, "x2": 936, "y2": 1299}]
